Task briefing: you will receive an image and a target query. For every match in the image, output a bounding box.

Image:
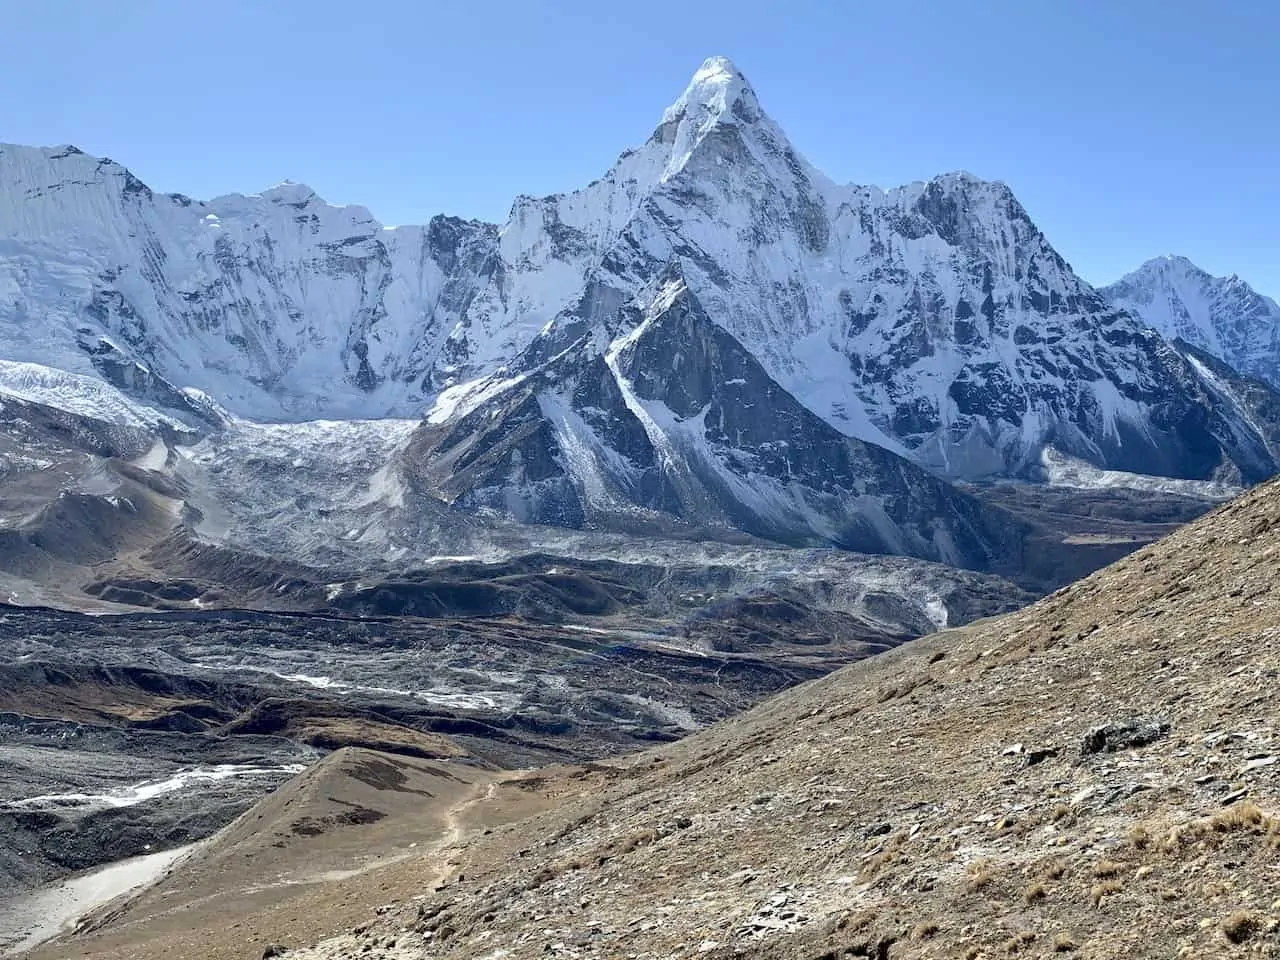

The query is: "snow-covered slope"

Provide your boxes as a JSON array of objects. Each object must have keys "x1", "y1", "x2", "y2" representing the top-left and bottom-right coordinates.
[
  {"x1": 0, "y1": 144, "x2": 505, "y2": 420},
  {"x1": 4, "y1": 58, "x2": 1280, "y2": 489},
  {"x1": 1101, "y1": 256, "x2": 1280, "y2": 389}
]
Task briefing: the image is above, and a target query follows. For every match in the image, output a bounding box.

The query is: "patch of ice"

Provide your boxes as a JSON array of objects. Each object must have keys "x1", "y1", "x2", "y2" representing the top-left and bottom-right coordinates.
[
  {"x1": 3, "y1": 763, "x2": 306, "y2": 812},
  {"x1": 1041, "y1": 446, "x2": 1238, "y2": 499}
]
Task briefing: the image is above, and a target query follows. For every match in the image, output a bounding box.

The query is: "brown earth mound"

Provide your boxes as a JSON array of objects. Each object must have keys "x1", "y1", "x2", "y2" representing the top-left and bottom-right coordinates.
[{"x1": 220, "y1": 699, "x2": 469, "y2": 760}]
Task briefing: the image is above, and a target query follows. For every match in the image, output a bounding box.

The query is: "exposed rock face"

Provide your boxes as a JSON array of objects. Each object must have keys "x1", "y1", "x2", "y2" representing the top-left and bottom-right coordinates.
[
  {"x1": 1103, "y1": 255, "x2": 1280, "y2": 389},
  {"x1": 406, "y1": 273, "x2": 1025, "y2": 571},
  {"x1": 4, "y1": 59, "x2": 1280, "y2": 490}
]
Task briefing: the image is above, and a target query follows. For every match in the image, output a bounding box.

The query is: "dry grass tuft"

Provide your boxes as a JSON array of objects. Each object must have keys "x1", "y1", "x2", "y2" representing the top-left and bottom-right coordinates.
[
  {"x1": 1050, "y1": 803, "x2": 1074, "y2": 824},
  {"x1": 1157, "y1": 824, "x2": 1185, "y2": 853},
  {"x1": 1003, "y1": 930, "x2": 1036, "y2": 953},
  {"x1": 1221, "y1": 910, "x2": 1265, "y2": 944},
  {"x1": 1043, "y1": 859, "x2": 1067, "y2": 880},
  {"x1": 1053, "y1": 932, "x2": 1080, "y2": 952},
  {"x1": 1210, "y1": 800, "x2": 1268, "y2": 833},
  {"x1": 861, "y1": 834, "x2": 905, "y2": 879},
  {"x1": 910, "y1": 920, "x2": 940, "y2": 941},
  {"x1": 1092, "y1": 858, "x2": 1125, "y2": 878},
  {"x1": 1023, "y1": 881, "x2": 1047, "y2": 904},
  {"x1": 834, "y1": 909, "x2": 877, "y2": 933},
  {"x1": 1090, "y1": 879, "x2": 1123, "y2": 907},
  {"x1": 1128, "y1": 822, "x2": 1151, "y2": 849},
  {"x1": 614, "y1": 828, "x2": 659, "y2": 855},
  {"x1": 1155, "y1": 801, "x2": 1280, "y2": 855},
  {"x1": 966, "y1": 859, "x2": 995, "y2": 892},
  {"x1": 1202, "y1": 879, "x2": 1230, "y2": 899}
]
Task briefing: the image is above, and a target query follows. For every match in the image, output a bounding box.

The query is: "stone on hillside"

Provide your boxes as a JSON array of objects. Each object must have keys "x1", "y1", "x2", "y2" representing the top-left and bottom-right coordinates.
[{"x1": 1080, "y1": 717, "x2": 1170, "y2": 755}]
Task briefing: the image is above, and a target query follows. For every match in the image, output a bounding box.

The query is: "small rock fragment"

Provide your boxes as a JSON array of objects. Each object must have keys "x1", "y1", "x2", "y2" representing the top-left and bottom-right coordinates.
[
  {"x1": 1026, "y1": 746, "x2": 1059, "y2": 766},
  {"x1": 1238, "y1": 756, "x2": 1277, "y2": 774}
]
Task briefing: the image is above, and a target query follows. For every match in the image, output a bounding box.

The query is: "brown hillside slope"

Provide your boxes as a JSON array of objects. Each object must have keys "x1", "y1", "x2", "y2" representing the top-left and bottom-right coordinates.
[
  {"x1": 21, "y1": 749, "x2": 565, "y2": 960},
  {"x1": 281, "y1": 476, "x2": 1280, "y2": 960}
]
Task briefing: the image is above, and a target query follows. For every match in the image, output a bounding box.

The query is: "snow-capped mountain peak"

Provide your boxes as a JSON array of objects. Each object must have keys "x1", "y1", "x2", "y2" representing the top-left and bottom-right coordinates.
[
  {"x1": 651, "y1": 56, "x2": 812, "y2": 188},
  {"x1": 1102, "y1": 256, "x2": 1280, "y2": 388},
  {"x1": 255, "y1": 181, "x2": 322, "y2": 207},
  {"x1": 661, "y1": 55, "x2": 760, "y2": 129}
]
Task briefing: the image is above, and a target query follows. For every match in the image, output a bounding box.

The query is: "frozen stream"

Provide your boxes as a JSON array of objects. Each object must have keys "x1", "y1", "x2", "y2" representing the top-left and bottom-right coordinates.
[
  {"x1": 0, "y1": 843, "x2": 197, "y2": 956},
  {"x1": 2, "y1": 763, "x2": 307, "y2": 813}
]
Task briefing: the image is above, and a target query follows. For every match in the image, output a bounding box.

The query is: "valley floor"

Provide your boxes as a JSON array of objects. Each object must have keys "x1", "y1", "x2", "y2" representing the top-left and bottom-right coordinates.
[{"x1": 20, "y1": 476, "x2": 1280, "y2": 959}]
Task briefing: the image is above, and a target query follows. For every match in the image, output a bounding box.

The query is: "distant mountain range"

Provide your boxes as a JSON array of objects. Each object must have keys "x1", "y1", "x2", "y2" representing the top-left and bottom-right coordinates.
[{"x1": 2, "y1": 56, "x2": 1280, "y2": 570}]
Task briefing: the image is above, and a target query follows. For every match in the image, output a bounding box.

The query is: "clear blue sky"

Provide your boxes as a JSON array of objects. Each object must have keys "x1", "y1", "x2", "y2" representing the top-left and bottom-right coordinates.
[{"x1": 4, "y1": 0, "x2": 1277, "y2": 293}]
